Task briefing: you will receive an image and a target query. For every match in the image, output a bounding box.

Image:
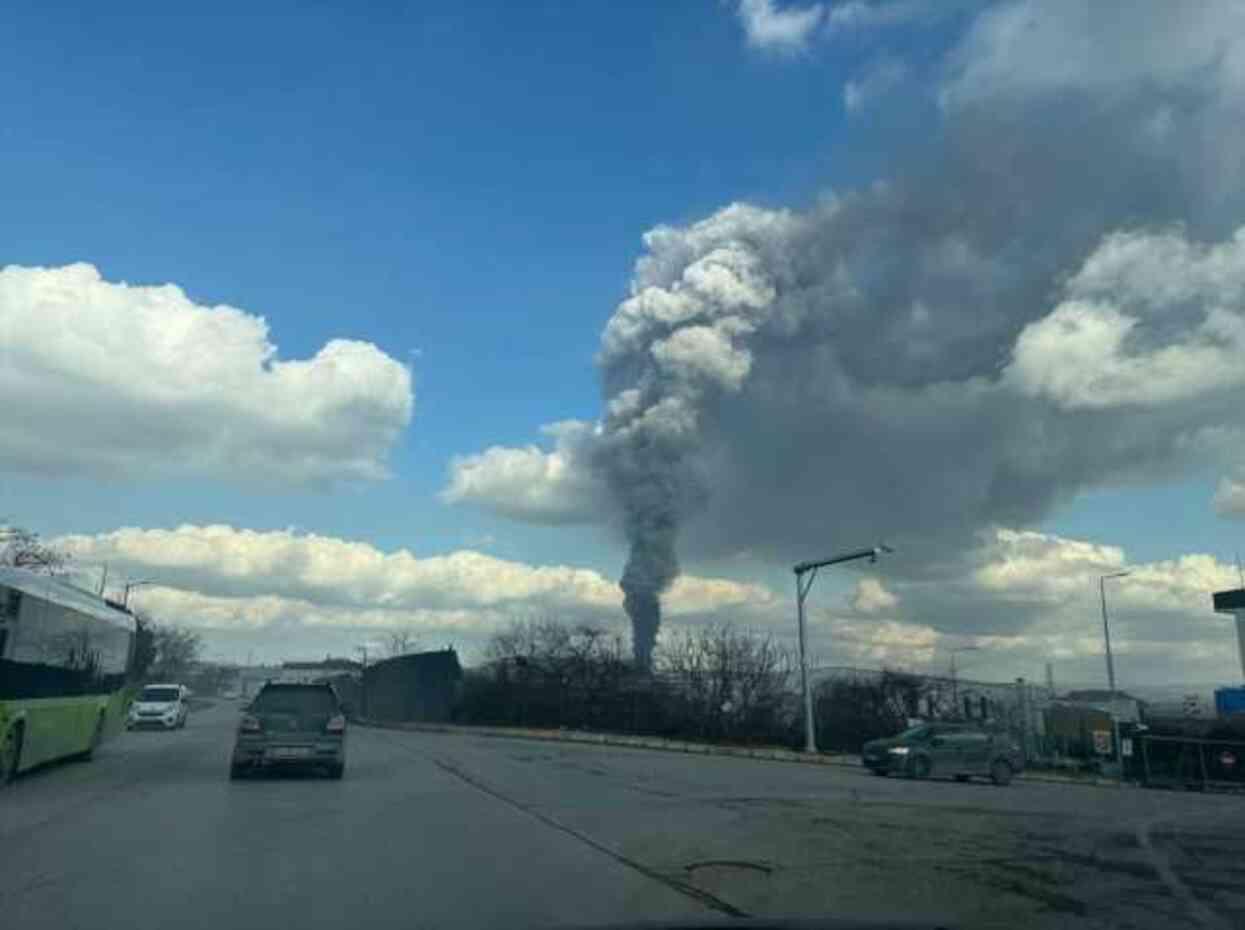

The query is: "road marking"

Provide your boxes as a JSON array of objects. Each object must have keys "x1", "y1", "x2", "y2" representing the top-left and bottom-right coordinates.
[{"x1": 1136, "y1": 817, "x2": 1232, "y2": 930}]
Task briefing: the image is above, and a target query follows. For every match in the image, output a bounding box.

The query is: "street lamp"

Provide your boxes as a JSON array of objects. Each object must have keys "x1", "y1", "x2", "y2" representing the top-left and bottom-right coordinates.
[
  {"x1": 794, "y1": 544, "x2": 894, "y2": 753},
  {"x1": 122, "y1": 580, "x2": 154, "y2": 609},
  {"x1": 1099, "y1": 570, "x2": 1130, "y2": 774},
  {"x1": 949, "y1": 645, "x2": 980, "y2": 714}
]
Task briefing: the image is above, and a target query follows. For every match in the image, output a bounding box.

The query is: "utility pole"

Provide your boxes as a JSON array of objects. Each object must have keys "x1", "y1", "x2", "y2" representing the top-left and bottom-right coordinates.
[
  {"x1": 1100, "y1": 571, "x2": 1130, "y2": 775},
  {"x1": 794, "y1": 544, "x2": 894, "y2": 753}
]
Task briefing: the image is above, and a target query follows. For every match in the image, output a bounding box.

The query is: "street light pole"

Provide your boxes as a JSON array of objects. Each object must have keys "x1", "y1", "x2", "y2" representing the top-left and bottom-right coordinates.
[
  {"x1": 794, "y1": 544, "x2": 893, "y2": 753},
  {"x1": 1099, "y1": 570, "x2": 1130, "y2": 774}
]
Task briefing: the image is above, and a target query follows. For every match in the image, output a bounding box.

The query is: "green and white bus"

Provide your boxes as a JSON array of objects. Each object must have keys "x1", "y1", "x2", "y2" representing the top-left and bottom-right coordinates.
[{"x1": 1, "y1": 566, "x2": 137, "y2": 784}]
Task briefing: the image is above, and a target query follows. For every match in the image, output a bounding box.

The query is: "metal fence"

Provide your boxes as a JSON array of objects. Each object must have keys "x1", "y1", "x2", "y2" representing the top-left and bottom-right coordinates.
[{"x1": 1136, "y1": 734, "x2": 1245, "y2": 792}]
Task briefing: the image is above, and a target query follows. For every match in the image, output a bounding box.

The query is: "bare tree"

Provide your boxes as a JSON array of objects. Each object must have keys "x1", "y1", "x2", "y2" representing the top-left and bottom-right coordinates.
[
  {"x1": 148, "y1": 623, "x2": 203, "y2": 682},
  {"x1": 658, "y1": 623, "x2": 793, "y2": 742},
  {"x1": 383, "y1": 627, "x2": 419, "y2": 658},
  {"x1": 0, "y1": 524, "x2": 70, "y2": 574}
]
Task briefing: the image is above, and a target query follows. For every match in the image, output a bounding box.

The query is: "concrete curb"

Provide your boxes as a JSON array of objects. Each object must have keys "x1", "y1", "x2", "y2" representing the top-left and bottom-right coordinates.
[
  {"x1": 355, "y1": 717, "x2": 1124, "y2": 787},
  {"x1": 357, "y1": 717, "x2": 857, "y2": 766}
]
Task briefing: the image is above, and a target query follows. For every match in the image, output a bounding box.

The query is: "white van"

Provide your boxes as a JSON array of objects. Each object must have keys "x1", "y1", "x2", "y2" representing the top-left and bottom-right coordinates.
[{"x1": 127, "y1": 683, "x2": 189, "y2": 730}]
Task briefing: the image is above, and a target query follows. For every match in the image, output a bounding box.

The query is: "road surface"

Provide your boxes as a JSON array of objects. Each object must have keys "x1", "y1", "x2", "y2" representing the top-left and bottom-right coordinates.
[{"x1": 2, "y1": 701, "x2": 1242, "y2": 930}]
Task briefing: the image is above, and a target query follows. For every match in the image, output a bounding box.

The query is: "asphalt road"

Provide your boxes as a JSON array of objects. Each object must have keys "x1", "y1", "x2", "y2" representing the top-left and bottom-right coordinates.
[{"x1": 2, "y1": 702, "x2": 1242, "y2": 930}]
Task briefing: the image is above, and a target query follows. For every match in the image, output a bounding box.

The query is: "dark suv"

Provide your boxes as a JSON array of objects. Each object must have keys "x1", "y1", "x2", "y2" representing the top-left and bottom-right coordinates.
[
  {"x1": 862, "y1": 722, "x2": 1022, "y2": 785},
  {"x1": 230, "y1": 682, "x2": 348, "y2": 779}
]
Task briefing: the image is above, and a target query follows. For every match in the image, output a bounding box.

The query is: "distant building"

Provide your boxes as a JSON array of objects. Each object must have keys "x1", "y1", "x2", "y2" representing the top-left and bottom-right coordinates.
[{"x1": 1061, "y1": 689, "x2": 1143, "y2": 724}]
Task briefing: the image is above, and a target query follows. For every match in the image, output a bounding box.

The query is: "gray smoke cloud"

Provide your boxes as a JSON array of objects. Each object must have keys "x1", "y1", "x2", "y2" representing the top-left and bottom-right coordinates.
[{"x1": 449, "y1": 1, "x2": 1245, "y2": 662}]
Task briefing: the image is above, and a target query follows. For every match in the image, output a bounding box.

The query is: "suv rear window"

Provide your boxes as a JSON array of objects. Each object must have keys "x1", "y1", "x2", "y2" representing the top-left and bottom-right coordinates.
[{"x1": 251, "y1": 685, "x2": 338, "y2": 715}]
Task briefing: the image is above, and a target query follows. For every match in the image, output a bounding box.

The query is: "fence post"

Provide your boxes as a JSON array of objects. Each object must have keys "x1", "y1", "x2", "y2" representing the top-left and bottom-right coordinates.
[
  {"x1": 1198, "y1": 741, "x2": 1208, "y2": 791},
  {"x1": 1141, "y1": 734, "x2": 1150, "y2": 784}
]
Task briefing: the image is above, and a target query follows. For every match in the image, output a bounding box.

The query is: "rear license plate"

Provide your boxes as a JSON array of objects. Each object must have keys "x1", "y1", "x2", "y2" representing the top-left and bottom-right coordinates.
[{"x1": 268, "y1": 747, "x2": 313, "y2": 760}]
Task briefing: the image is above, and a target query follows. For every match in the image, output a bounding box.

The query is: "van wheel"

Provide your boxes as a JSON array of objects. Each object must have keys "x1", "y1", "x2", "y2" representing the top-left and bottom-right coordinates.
[
  {"x1": 990, "y1": 759, "x2": 1014, "y2": 786},
  {"x1": 1, "y1": 724, "x2": 22, "y2": 786},
  {"x1": 911, "y1": 755, "x2": 931, "y2": 779}
]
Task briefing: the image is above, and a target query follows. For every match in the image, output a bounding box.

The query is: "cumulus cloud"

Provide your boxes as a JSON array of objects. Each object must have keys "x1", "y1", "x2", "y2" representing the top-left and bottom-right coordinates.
[
  {"x1": 73, "y1": 524, "x2": 1240, "y2": 682},
  {"x1": 0, "y1": 264, "x2": 413, "y2": 483},
  {"x1": 736, "y1": 0, "x2": 825, "y2": 53},
  {"x1": 850, "y1": 577, "x2": 900, "y2": 613},
  {"x1": 442, "y1": 420, "x2": 608, "y2": 525},
  {"x1": 1006, "y1": 227, "x2": 1245, "y2": 409},
  {"x1": 819, "y1": 615, "x2": 941, "y2": 668},
  {"x1": 801, "y1": 528, "x2": 1241, "y2": 684},
  {"x1": 55, "y1": 522, "x2": 774, "y2": 628}
]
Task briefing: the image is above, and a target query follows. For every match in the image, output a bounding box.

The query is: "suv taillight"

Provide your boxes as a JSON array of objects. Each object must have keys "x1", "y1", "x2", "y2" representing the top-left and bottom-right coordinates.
[
  {"x1": 240, "y1": 714, "x2": 262, "y2": 733},
  {"x1": 326, "y1": 714, "x2": 346, "y2": 733}
]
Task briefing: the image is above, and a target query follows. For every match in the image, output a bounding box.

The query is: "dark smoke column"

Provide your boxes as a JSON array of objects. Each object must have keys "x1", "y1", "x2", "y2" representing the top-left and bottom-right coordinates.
[
  {"x1": 591, "y1": 208, "x2": 777, "y2": 669},
  {"x1": 618, "y1": 501, "x2": 679, "y2": 670},
  {"x1": 594, "y1": 400, "x2": 703, "y2": 672}
]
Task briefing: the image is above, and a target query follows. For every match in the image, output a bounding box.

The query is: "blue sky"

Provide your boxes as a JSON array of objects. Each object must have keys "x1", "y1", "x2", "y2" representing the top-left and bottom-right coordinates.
[
  {"x1": 2, "y1": 0, "x2": 1223, "y2": 557},
  {"x1": 3, "y1": 1, "x2": 916, "y2": 552},
  {"x1": 4, "y1": 1, "x2": 1245, "y2": 682}
]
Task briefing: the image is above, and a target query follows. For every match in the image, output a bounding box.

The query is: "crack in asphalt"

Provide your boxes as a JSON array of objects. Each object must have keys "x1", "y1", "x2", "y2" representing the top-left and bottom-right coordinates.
[
  {"x1": 428, "y1": 753, "x2": 750, "y2": 919},
  {"x1": 368, "y1": 723, "x2": 749, "y2": 918}
]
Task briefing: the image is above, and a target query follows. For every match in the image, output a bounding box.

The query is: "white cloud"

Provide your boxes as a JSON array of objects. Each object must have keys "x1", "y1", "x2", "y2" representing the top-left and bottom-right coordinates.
[
  {"x1": 55, "y1": 522, "x2": 776, "y2": 633},
  {"x1": 843, "y1": 56, "x2": 908, "y2": 113},
  {"x1": 441, "y1": 420, "x2": 608, "y2": 525},
  {"x1": 1214, "y1": 474, "x2": 1245, "y2": 518},
  {"x1": 71, "y1": 523, "x2": 1242, "y2": 683},
  {"x1": 798, "y1": 528, "x2": 1244, "y2": 685},
  {"x1": 0, "y1": 263, "x2": 413, "y2": 483},
  {"x1": 819, "y1": 615, "x2": 941, "y2": 668},
  {"x1": 1006, "y1": 227, "x2": 1245, "y2": 409},
  {"x1": 971, "y1": 527, "x2": 1242, "y2": 614},
  {"x1": 736, "y1": 0, "x2": 825, "y2": 53},
  {"x1": 850, "y1": 576, "x2": 899, "y2": 613}
]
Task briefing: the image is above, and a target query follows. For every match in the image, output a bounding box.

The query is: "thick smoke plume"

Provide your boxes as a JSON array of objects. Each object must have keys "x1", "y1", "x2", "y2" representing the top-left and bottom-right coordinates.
[{"x1": 449, "y1": 2, "x2": 1245, "y2": 665}]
